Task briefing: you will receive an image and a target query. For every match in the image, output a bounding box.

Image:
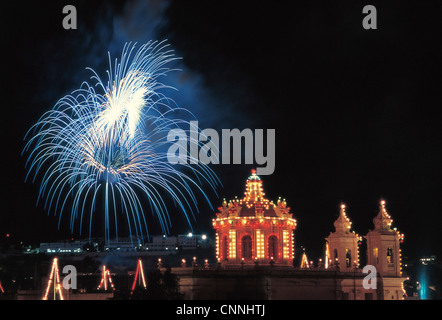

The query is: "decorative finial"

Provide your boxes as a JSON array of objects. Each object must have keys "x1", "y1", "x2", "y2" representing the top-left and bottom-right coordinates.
[
  {"x1": 333, "y1": 201, "x2": 352, "y2": 233},
  {"x1": 374, "y1": 198, "x2": 393, "y2": 231}
]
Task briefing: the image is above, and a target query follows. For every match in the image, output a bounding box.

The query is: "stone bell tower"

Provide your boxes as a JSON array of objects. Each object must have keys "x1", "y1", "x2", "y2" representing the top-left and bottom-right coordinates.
[
  {"x1": 325, "y1": 203, "x2": 361, "y2": 271},
  {"x1": 364, "y1": 199, "x2": 406, "y2": 300},
  {"x1": 365, "y1": 199, "x2": 404, "y2": 277}
]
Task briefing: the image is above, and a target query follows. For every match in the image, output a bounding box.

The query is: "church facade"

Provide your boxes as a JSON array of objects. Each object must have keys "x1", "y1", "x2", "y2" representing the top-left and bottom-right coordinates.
[{"x1": 169, "y1": 169, "x2": 407, "y2": 300}]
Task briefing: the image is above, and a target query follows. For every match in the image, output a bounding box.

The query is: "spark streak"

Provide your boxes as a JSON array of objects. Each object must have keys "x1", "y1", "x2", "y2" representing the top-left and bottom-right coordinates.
[{"x1": 23, "y1": 40, "x2": 219, "y2": 244}]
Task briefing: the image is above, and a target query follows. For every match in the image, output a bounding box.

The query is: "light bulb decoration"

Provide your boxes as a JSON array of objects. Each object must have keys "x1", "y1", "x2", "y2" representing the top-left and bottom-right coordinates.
[
  {"x1": 42, "y1": 257, "x2": 64, "y2": 300},
  {"x1": 130, "y1": 259, "x2": 147, "y2": 295},
  {"x1": 325, "y1": 202, "x2": 361, "y2": 270},
  {"x1": 325, "y1": 242, "x2": 330, "y2": 269},
  {"x1": 374, "y1": 198, "x2": 394, "y2": 231},
  {"x1": 300, "y1": 250, "x2": 309, "y2": 269},
  {"x1": 97, "y1": 265, "x2": 116, "y2": 292},
  {"x1": 213, "y1": 169, "x2": 296, "y2": 264}
]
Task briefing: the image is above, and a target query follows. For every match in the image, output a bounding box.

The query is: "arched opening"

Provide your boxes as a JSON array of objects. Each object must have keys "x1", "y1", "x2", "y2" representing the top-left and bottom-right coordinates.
[
  {"x1": 387, "y1": 248, "x2": 393, "y2": 264},
  {"x1": 373, "y1": 247, "x2": 379, "y2": 264},
  {"x1": 345, "y1": 249, "x2": 352, "y2": 268},
  {"x1": 241, "y1": 235, "x2": 253, "y2": 260},
  {"x1": 268, "y1": 235, "x2": 278, "y2": 260}
]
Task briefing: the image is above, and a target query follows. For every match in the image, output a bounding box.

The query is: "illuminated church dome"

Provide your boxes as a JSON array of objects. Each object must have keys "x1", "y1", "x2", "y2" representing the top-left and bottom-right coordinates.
[{"x1": 212, "y1": 169, "x2": 296, "y2": 265}]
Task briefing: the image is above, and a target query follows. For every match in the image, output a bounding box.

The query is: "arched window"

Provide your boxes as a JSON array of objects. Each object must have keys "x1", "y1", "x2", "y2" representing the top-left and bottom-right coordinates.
[
  {"x1": 373, "y1": 247, "x2": 379, "y2": 264},
  {"x1": 345, "y1": 249, "x2": 352, "y2": 268},
  {"x1": 222, "y1": 236, "x2": 229, "y2": 261},
  {"x1": 268, "y1": 235, "x2": 278, "y2": 260},
  {"x1": 334, "y1": 249, "x2": 338, "y2": 260},
  {"x1": 241, "y1": 235, "x2": 253, "y2": 260},
  {"x1": 387, "y1": 248, "x2": 393, "y2": 264}
]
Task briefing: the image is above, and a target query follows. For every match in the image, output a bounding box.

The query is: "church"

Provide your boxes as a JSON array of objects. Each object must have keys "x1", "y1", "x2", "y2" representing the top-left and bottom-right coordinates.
[
  {"x1": 168, "y1": 169, "x2": 407, "y2": 300},
  {"x1": 212, "y1": 169, "x2": 296, "y2": 265}
]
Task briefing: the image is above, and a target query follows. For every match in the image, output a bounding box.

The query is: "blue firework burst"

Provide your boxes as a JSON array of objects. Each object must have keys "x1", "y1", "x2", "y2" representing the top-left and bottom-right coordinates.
[{"x1": 23, "y1": 40, "x2": 219, "y2": 244}]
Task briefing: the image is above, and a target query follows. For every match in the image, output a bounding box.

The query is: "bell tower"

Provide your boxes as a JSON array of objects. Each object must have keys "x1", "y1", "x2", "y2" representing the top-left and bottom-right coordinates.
[
  {"x1": 365, "y1": 199, "x2": 404, "y2": 277},
  {"x1": 325, "y1": 203, "x2": 361, "y2": 272}
]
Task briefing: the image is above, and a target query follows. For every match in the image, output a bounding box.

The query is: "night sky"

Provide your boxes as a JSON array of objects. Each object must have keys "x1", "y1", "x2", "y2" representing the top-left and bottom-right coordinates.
[{"x1": 2, "y1": 0, "x2": 442, "y2": 262}]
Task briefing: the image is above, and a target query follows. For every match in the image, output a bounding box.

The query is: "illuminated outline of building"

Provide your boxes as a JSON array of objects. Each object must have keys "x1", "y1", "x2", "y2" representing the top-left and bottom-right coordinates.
[
  {"x1": 169, "y1": 169, "x2": 408, "y2": 300},
  {"x1": 212, "y1": 169, "x2": 296, "y2": 265},
  {"x1": 325, "y1": 203, "x2": 362, "y2": 272}
]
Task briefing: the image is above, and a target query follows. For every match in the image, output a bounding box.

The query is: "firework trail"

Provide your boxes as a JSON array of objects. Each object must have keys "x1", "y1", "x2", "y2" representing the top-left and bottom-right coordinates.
[{"x1": 23, "y1": 40, "x2": 219, "y2": 244}]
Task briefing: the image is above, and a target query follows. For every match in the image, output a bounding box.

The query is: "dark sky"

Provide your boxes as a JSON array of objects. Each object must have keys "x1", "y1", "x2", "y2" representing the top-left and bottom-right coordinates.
[{"x1": 2, "y1": 0, "x2": 442, "y2": 262}]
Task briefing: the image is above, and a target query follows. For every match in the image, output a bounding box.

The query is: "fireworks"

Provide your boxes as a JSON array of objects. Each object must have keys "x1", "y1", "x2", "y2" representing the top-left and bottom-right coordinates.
[{"x1": 23, "y1": 40, "x2": 219, "y2": 243}]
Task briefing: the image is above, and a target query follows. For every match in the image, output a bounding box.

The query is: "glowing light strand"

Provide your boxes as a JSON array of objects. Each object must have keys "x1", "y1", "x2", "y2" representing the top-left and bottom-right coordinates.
[
  {"x1": 42, "y1": 257, "x2": 64, "y2": 300},
  {"x1": 131, "y1": 259, "x2": 147, "y2": 294},
  {"x1": 300, "y1": 251, "x2": 309, "y2": 269},
  {"x1": 97, "y1": 265, "x2": 115, "y2": 291},
  {"x1": 325, "y1": 242, "x2": 330, "y2": 269}
]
